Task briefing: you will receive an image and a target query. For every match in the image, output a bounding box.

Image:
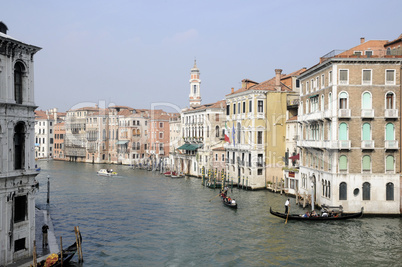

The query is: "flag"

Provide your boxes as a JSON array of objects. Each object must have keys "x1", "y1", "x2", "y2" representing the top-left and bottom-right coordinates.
[
  {"x1": 232, "y1": 124, "x2": 235, "y2": 147},
  {"x1": 224, "y1": 122, "x2": 230, "y2": 143}
]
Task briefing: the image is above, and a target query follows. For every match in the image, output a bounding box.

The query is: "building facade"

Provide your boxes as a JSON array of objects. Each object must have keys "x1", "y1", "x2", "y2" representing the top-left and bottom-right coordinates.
[
  {"x1": 297, "y1": 38, "x2": 402, "y2": 214},
  {"x1": 0, "y1": 22, "x2": 41, "y2": 265}
]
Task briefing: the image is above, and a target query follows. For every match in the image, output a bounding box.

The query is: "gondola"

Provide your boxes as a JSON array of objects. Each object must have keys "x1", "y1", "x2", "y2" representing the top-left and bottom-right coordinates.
[
  {"x1": 37, "y1": 238, "x2": 80, "y2": 267},
  {"x1": 269, "y1": 207, "x2": 363, "y2": 221},
  {"x1": 220, "y1": 193, "x2": 237, "y2": 209}
]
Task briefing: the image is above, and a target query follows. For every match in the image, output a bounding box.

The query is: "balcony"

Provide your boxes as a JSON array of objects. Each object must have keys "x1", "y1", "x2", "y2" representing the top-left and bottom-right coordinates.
[
  {"x1": 385, "y1": 140, "x2": 399, "y2": 150},
  {"x1": 361, "y1": 109, "x2": 374, "y2": 119},
  {"x1": 385, "y1": 109, "x2": 398, "y2": 119},
  {"x1": 324, "y1": 109, "x2": 332, "y2": 119},
  {"x1": 361, "y1": 140, "x2": 374, "y2": 149},
  {"x1": 338, "y1": 109, "x2": 351, "y2": 118},
  {"x1": 305, "y1": 111, "x2": 324, "y2": 121},
  {"x1": 338, "y1": 140, "x2": 351, "y2": 150}
]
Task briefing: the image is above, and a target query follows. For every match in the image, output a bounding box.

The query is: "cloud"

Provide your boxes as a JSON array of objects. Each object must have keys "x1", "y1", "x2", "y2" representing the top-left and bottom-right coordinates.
[{"x1": 162, "y1": 29, "x2": 199, "y2": 45}]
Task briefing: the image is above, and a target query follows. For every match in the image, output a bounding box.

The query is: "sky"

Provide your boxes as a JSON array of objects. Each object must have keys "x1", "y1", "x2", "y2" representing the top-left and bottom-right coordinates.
[{"x1": 2, "y1": 0, "x2": 402, "y2": 113}]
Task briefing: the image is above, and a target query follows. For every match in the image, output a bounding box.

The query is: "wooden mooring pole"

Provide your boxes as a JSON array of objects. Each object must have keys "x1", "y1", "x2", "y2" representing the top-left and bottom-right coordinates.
[
  {"x1": 74, "y1": 226, "x2": 84, "y2": 262},
  {"x1": 32, "y1": 240, "x2": 37, "y2": 267},
  {"x1": 60, "y1": 236, "x2": 63, "y2": 267}
]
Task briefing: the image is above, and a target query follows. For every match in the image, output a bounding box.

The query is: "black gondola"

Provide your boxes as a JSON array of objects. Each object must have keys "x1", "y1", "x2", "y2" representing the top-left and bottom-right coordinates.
[
  {"x1": 269, "y1": 207, "x2": 363, "y2": 221},
  {"x1": 37, "y1": 236, "x2": 81, "y2": 267},
  {"x1": 220, "y1": 193, "x2": 237, "y2": 209}
]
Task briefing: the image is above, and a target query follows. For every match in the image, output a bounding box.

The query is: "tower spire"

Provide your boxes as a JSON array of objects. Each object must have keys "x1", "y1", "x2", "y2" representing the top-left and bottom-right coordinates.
[{"x1": 189, "y1": 60, "x2": 201, "y2": 107}]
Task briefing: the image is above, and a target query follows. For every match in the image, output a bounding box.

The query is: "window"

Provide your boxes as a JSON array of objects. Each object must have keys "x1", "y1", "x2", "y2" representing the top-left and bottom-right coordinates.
[
  {"x1": 362, "y1": 182, "x2": 370, "y2": 200},
  {"x1": 14, "y1": 122, "x2": 25, "y2": 170},
  {"x1": 215, "y1": 154, "x2": 218, "y2": 161},
  {"x1": 257, "y1": 131, "x2": 263, "y2": 144},
  {"x1": 339, "y1": 92, "x2": 348, "y2": 109},
  {"x1": 329, "y1": 71, "x2": 333, "y2": 85},
  {"x1": 386, "y1": 70, "x2": 395, "y2": 85},
  {"x1": 339, "y1": 155, "x2": 347, "y2": 171},
  {"x1": 365, "y1": 50, "x2": 373, "y2": 57},
  {"x1": 14, "y1": 238, "x2": 26, "y2": 252},
  {"x1": 386, "y1": 123, "x2": 395, "y2": 141},
  {"x1": 215, "y1": 126, "x2": 220, "y2": 137},
  {"x1": 306, "y1": 81, "x2": 309, "y2": 94},
  {"x1": 159, "y1": 122, "x2": 163, "y2": 128},
  {"x1": 386, "y1": 182, "x2": 394, "y2": 200},
  {"x1": 386, "y1": 92, "x2": 395, "y2": 109},
  {"x1": 362, "y1": 69, "x2": 372, "y2": 85},
  {"x1": 14, "y1": 195, "x2": 27, "y2": 223},
  {"x1": 339, "y1": 182, "x2": 347, "y2": 200},
  {"x1": 249, "y1": 100, "x2": 252, "y2": 113},
  {"x1": 193, "y1": 85, "x2": 197, "y2": 94},
  {"x1": 339, "y1": 122, "x2": 348, "y2": 141},
  {"x1": 222, "y1": 154, "x2": 225, "y2": 162},
  {"x1": 386, "y1": 155, "x2": 394, "y2": 171},
  {"x1": 257, "y1": 100, "x2": 263, "y2": 113},
  {"x1": 226, "y1": 105, "x2": 230, "y2": 115},
  {"x1": 233, "y1": 103, "x2": 236, "y2": 115},
  {"x1": 238, "y1": 102, "x2": 240, "y2": 114},
  {"x1": 362, "y1": 92, "x2": 372, "y2": 110},
  {"x1": 296, "y1": 79, "x2": 300, "y2": 88},
  {"x1": 14, "y1": 62, "x2": 25, "y2": 104},
  {"x1": 339, "y1": 69, "x2": 348, "y2": 84},
  {"x1": 362, "y1": 123, "x2": 371, "y2": 141},
  {"x1": 321, "y1": 74, "x2": 325, "y2": 88},
  {"x1": 386, "y1": 47, "x2": 391, "y2": 55},
  {"x1": 159, "y1": 132, "x2": 163, "y2": 139},
  {"x1": 242, "y1": 101, "x2": 246, "y2": 113},
  {"x1": 362, "y1": 155, "x2": 371, "y2": 172}
]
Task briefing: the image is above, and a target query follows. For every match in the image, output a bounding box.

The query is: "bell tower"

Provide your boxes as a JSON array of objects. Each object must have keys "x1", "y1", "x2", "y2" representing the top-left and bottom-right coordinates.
[{"x1": 189, "y1": 60, "x2": 201, "y2": 107}]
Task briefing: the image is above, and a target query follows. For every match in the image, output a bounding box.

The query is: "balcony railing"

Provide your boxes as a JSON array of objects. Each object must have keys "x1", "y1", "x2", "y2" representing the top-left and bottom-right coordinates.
[
  {"x1": 361, "y1": 140, "x2": 374, "y2": 149},
  {"x1": 338, "y1": 140, "x2": 351, "y2": 150},
  {"x1": 361, "y1": 109, "x2": 374, "y2": 118},
  {"x1": 385, "y1": 140, "x2": 399, "y2": 150},
  {"x1": 385, "y1": 109, "x2": 398, "y2": 119},
  {"x1": 338, "y1": 109, "x2": 351, "y2": 118},
  {"x1": 324, "y1": 109, "x2": 332, "y2": 119}
]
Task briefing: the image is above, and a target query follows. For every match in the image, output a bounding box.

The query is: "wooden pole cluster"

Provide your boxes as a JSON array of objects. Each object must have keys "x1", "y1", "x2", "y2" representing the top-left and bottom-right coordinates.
[
  {"x1": 31, "y1": 240, "x2": 37, "y2": 267},
  {"x1": 74, "y1": 226, "x2": 84, "y2": 262}
]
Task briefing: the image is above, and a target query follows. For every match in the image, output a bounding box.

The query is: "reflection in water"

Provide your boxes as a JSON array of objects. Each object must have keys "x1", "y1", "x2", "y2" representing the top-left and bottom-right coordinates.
[{"x1": 35, "y1": 161, "x2": 401, "y2": 266}]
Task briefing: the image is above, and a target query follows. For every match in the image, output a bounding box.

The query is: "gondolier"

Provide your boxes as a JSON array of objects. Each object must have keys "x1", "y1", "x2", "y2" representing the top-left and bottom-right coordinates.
[
  {"x1": 42, "y1": 224, "x2": 49, "y2": 247},
  {"x1": 285, "y1": 199, "x2": 290, "y2": 214}
]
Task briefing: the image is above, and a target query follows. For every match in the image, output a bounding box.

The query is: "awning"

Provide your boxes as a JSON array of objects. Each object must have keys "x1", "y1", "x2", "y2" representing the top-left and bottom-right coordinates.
[
  {"x1": 116, "y1": 140, "x2": 129, "y2": 145},
  {"x1": 289, "y1": 154, "x2": 299, "y2": 160},
  {"x1": 35, "y1": 143, "x2": 40, "y2": 147},
  {"x1": 177, "y1": 143, "x2": 203, "y2": 151},
  {"x1": 309, "y1": 94, "x2": 319, "y2": 98}
]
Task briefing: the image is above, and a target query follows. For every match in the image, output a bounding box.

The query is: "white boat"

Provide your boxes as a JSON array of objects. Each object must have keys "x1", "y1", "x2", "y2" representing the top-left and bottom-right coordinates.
[{"x1": 97, "y1": 169, "x2": 118, "y2": 176}]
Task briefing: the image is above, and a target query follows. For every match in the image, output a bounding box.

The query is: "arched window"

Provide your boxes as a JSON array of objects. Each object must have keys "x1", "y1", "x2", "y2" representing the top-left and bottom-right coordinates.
[
  {"x1": 362, "y1": 123, "x2": 371, "y2": 141},
  {"x1": 322, "y1": 180, "x2": 325, "y2": 196},
  {"x1": 339, "y1": 122, "x2": 348, "y2": 140},
  {"x1": 386, "y1": 155, "x2": 394, "y2": 171},
  {"x1": 339, "y1": 92, "x2": 348, "y2": 109},
  {"x1": 386, "y1": 92, "x2": 395, "y2": 109},
  {"x1": 14, "y1": 62, "x2": 25, "y2": 104},
  {"x1": 339, "y1": 155, "x2": 347, "y2": 171},
  {"x1": 321, "y1": 94, "x2": 324, "y2": 111},
  {"x1": 339, "y1": 182, "x2": 347, "y2": 200},
  {"x1": 386, "y1": 47, "x2": 391, "y2": 55},
  {"x1": 328, "y1": 93, "x2": 332, "y2": 110},
  {"x1": 362, "y1": 155, "x2": 371, "y2": 172},
  {"x1": 386, "y1": 123, "x2": 395, "y2": 141},
  {"x1": 137, "y1": 142, "x2": 140, "y2": 150},
  {"x1": 362, "y1": 92, "x2": 372, "y2": 109},
  {"x1": 328, "y1": 181, "x2": 331, "y2": 198},
  {"x1": 215, "y1": 126, "x2": 220, "y2": 138},
  {"x1": 363, "y1": 182, "x2": 370, "y2": 200},
  {"x1": 386, "y1": 182, "x2": 394, "y2": 200},
  {"x1": 324, "y1": 180, "x2": 328, "y2": 197},
  {"x1": 306, "y1": 99, "x2": 309, "y2": 114},
  {"x1": 103, "y1": 129, "x2": 106, "y2": 140},
  {"x1": 14, "y1": 122, "x2": 25, "y2": 170}
]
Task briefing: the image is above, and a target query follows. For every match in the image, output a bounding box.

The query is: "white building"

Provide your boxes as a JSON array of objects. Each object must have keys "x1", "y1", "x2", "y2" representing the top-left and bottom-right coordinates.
[{"x1": 0, "y1": 22, "x2": 41, "y2": 265}]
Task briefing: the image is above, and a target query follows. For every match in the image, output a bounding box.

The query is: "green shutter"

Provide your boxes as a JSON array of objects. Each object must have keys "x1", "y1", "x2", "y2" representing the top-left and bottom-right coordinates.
[
  {"x1": 339, "y1": 155, "x2": 347, "y2": 171},
  {"x1": 386, "y1": 123, "x2": 394, "y2": 140},
  {"x1": 362, "y1": 92, "x2": 372, "y2": 109},
  {"x1": 362, "y1": 123, "x2": 371, "y2": 141},
  {"x1": 339, "y1": 123, "x2": 347, "y2": 140},
  {"x1": 362, "y1": 155, "x2": 371, "y2": 171},
  {"x1": 386, "y1": 156, "x2": 394, "y2": 171}
]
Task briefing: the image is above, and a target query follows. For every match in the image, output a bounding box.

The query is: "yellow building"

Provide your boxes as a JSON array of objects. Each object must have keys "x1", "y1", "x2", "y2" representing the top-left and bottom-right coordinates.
[{"x1": 225, "y1": 69, "x2": 302, "y2": 189}]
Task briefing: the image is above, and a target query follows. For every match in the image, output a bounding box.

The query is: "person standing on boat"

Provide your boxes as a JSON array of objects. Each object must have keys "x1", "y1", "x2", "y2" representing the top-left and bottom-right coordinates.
[
  {"x1": 42, "y1": 224, "x2": 49, "y2": 247},
  {"x1": 285, "y1": 199, "x2": 290, "y2": 214}
]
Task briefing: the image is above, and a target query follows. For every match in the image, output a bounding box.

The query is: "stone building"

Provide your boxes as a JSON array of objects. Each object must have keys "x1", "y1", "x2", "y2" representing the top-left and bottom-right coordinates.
[
  {"x1": 0, "y1": 22, "x2": 41, "y2": 265},
  {"x1": 297, "y1": 37, "x2": 402, "y2": 214}
]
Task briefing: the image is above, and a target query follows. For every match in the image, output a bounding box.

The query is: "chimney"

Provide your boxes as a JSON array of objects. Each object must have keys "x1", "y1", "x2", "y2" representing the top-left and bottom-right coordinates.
[
  {"x1": 275, "y1": 69, "x2": 282, "y2": 91},
  {"x1": 231, "y1": 87, "x2": 234, "y2": 94},
  {"x1": 360, "y1": 37, "x2": 365, "y2": 44}
]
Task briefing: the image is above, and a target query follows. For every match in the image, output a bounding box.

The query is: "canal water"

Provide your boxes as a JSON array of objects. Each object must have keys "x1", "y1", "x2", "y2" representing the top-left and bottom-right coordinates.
[{"x1": 35, "y1": 161, "x2": 401, "y2": 266}]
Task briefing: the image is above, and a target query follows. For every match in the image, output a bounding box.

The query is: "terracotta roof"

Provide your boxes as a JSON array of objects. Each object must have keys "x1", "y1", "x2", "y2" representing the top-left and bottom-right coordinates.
[
  {"x1": 281, "y1": 68, "x2": 307, "y2": 79},
  {"x1": 186, "y1": 100, "x2": 226, "y2": 112},
  {"x1": 385, "y1": 33, "x2": 402, "y2": 46},
  {"x1": 337, "y1": 40, "x2": 388, "y2": 56},
  {"x1": 287, "y1": 115, "x2": 298, "y2": 122},
  {"x1": 118, "y1": 109, "x2": 132, "y2": 116}
]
